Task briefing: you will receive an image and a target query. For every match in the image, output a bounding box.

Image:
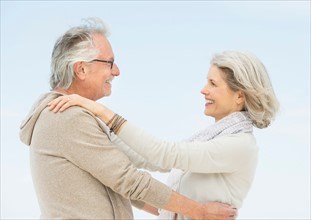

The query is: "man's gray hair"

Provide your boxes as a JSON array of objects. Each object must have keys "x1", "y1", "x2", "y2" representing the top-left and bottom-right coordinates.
[
  {"x1": 50, "y1": 17, "x2": 109, "y2": 89},
  {"x1": 211, "y1": 51, "x2": 279, "y2": 128}
]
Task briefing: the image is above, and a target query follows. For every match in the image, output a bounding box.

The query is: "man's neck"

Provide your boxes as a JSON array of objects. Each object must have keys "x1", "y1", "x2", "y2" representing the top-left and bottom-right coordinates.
[
  {"x1": 53, "y1": 87, "x2": 97, "y2": 101},
  {"x1": 53, "y1": 87, "x2": 71, "y2": 95}
]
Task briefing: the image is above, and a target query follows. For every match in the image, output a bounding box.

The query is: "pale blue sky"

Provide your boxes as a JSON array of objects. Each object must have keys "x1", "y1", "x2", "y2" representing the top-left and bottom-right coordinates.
[{"x1": 1, "y1": 1, "x2": 310, "y2": 219}]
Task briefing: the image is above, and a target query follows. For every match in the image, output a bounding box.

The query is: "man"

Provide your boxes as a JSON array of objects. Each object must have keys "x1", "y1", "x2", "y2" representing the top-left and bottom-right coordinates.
[{"x1": 20, "y1": 17, "x2": 236, "y2": 219}]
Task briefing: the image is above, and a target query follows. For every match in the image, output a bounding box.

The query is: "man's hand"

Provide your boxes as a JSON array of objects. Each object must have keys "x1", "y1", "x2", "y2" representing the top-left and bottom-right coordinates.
[
  {"x1": 194, "y1": 202, "x2": 237, "y2": 220},
  {"x1": 163, "y1": 191, "x2": 237, "y2": 220}
]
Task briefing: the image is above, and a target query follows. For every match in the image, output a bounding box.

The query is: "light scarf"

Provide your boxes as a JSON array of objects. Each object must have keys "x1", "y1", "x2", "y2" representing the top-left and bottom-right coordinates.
[{"x1": 159, "y1": 111, "x2": 253, "y2": 219}]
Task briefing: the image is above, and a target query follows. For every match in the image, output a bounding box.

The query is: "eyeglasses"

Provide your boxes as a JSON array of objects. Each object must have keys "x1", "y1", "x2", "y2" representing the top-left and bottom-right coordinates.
[{"x1": 92, "y1": 59, "x2": 114, "y2": 69}]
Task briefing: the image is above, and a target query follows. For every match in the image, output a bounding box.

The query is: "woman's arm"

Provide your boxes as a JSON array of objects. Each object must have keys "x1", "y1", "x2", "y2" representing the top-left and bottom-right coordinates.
[
  {"x1": 49, "y1": 94, "x2": 170, "y2": 172},
  {"x1": 48, "y1": 94, "x2": 114, "y2": 124},
  {"x1": 48, "y1": 94, "x2": 256, "y2": 173},
  {"x1": 111, "y1": 133, "x2": 170, "y2": 172},
  {"x1": 118, "y1": 122, "x2": 256, "y2": 173}
]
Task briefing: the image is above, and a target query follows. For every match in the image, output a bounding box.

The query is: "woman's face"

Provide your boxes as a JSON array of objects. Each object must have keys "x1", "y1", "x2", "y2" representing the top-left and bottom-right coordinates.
[{"x1": 201, "y1": 65, "x2": 244, "y2": 122}]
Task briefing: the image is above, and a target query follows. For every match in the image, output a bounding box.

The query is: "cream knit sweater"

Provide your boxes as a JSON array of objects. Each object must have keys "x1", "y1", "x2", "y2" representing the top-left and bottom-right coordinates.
[{"x1": 118, "y1": 120, "x2": 258, "y2": 219}]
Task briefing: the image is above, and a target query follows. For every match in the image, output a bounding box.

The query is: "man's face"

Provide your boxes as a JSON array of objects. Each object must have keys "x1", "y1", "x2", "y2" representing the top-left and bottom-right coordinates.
[{"x1": 83, "y1": 34, "x2": 120, "y2": 100}]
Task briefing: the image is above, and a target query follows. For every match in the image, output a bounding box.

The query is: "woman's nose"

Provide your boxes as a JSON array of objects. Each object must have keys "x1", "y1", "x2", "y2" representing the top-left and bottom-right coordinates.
[{"x1": 201, "y1": 84, "x2": 209, "y2": 95}]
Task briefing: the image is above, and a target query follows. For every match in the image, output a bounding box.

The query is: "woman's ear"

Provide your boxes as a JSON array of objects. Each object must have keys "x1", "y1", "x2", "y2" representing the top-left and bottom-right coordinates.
[
  {"x1": 236, "y1": 91, "x2": 245, "y2": 105},
  {"x1": 73, "y1": 62, "x2": 87, "y2": 80}
]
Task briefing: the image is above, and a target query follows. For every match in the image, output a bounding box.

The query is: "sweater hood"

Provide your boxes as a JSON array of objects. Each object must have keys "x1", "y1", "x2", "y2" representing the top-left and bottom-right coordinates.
[{"x1": 19, "y1": 92, "x2": 62, "y2": 146}]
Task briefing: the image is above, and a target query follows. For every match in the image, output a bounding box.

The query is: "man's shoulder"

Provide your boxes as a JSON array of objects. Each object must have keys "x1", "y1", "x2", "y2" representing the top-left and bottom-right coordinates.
[
  {"x1": 40, "y1": 105, "x2": 99, "y2": 131},
  {"x1": 43, "y1": 105, "x2": 94, "y2": 120},
  {"x1": 42, "y1": 106, "x2": 112, "y2": 143}
]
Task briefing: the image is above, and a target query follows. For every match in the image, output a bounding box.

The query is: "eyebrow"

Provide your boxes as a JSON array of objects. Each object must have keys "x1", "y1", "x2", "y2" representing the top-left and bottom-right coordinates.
[
  {"x1": 99, "y1": 56, "x2": 114, "y2": 62},
  {"x1": 208, "y1": 77, "x2": 218, "y2": 83}
]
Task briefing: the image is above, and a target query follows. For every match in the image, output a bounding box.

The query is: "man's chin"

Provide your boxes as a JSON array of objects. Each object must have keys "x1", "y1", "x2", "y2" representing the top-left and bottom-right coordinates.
[{"x1": 101, "y1": 91, "x2": 112, "y2": 98}]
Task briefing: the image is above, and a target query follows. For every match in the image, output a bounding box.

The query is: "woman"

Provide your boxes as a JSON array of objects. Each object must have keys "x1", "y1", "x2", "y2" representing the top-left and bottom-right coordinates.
[{"x1": 48, "y1": 51, "x2": 279, "y2": 219}]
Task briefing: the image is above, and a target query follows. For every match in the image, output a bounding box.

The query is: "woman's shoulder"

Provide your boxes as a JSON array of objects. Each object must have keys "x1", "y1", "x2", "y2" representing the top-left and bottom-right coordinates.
[{"x1": 213, "y1": 133, "x2": 257, "y2": 151}]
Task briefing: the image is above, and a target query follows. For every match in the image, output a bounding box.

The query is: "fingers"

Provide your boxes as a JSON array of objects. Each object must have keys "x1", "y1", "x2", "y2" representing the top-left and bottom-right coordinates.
[
  {"x1": 47, "y1": 97, "x2": 62, "y2": 111},
  {"x1": 52, "y1": 99, "x2": 69, "y2": 112},
  {"x1": 47, "y1": 95, "x2": 73, "y2": 112},
  {"x1": 59, "y1": 102, "x2": 72, "y2": 112},
  {"x1": 227, "y1": 207, "x2": 237, "y2": 220},
  {"x1": 202, "y1": 202, "x2": 237, "y2": 220},
  {"x1": 219, "y1": 205, "x2": 237, "y2": 220}
]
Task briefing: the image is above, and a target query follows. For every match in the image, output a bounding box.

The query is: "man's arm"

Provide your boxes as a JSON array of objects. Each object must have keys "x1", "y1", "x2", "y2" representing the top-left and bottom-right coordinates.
[
  {"x1": 136, "y1": 194, "x2": 236, "y2": 220},
  {"x1": 165, "y1": 191, "x2": 236, "y2": 220},
  {"x1": 142, "y1": 203, "x2": 160, "y2": 216}
]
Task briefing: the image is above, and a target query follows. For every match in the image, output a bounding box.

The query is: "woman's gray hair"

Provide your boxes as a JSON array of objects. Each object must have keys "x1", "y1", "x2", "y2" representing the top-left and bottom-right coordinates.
[
  {"x1": 50, "y1": 17, "x2": 109, "y2": 89},
  {"x1": 211, "y1": 51, "x2": 279, "y2": 129}
]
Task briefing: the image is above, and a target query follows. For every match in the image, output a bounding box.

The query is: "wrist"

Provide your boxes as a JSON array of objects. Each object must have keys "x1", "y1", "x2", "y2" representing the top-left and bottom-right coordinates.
[
  {"x1": 163, "y1": 191, "x2": 204, "y2": 219},
  {"x1": 94, "y1": 104, "x2": 114, "y2": 124},
  {"x1": 191, "y1": 203, "x2": 205, "y2": 219},
  {"x1": 105, "y1": 113, "x2": 127, "y2": 134}
]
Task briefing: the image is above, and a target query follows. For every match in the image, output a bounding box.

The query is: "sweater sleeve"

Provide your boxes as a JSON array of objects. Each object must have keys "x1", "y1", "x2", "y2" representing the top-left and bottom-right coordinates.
[
  {"x1": 118, "y1": 122, "x2": 258, "y2": 173},
  {"x1": 57, "y1": 108, "x2": 172, "y2": 208},
  {"x1": 96, "y1": 118, "x2": 170, "y2": 172},
  {"x1": 112, "y1": 136, "x2": 171, "y2": 172}
]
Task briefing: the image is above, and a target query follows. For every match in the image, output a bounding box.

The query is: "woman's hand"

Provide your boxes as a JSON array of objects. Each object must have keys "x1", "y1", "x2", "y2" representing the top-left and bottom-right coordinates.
[
  {"x1": 48, "y1": 94, "x2": 97, "y2": 113},
  {"x1": 47, "y1": 94, "x2": 116, "y2": 125}
]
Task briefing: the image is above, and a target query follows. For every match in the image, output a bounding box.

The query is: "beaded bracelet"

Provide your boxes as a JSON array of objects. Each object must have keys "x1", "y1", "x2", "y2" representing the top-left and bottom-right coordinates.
[
  {"x1": 113, "y1": 118, "x2": 127, "y2": 134},
  {"x1": 108, "y1": 114, "x2": 127, "y2": 134},
  {"x1": 110, "y1": 115, "x2": 122, "y2": 132},
  {"x1": 106, "y1": 114, "x2": 118, "y2": 127}
]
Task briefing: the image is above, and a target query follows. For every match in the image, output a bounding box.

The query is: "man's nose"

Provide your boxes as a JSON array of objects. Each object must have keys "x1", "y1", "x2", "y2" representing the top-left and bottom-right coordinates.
[{"x1": 112, "y1": 63, "x2": 120, "y2": 76}]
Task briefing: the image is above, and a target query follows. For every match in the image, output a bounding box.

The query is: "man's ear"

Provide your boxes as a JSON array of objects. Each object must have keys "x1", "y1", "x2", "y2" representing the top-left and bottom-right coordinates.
[{"x1": 73, "y1": 62, "x2": 87, "y2": 80}]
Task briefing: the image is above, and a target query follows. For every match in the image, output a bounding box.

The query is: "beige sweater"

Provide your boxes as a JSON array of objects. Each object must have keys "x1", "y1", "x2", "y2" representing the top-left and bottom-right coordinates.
[{"x1": 19, "y1": 92, "x2": 172, "y2": 219}]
